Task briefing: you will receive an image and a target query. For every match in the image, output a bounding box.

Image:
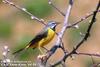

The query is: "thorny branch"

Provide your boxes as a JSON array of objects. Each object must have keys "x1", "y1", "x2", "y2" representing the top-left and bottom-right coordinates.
[
  {"x1": 77, "y1": 52, "x2": 100, "y2": 57},
  {"x1": 72, "y1": 0, "x2": 100, "y2": 52},
  {"x1": 36, "y1": 0, "x2": 100, "y2": 66},
  {"x1": 42, "y1": 0, "x2": 74, "y2": 66},
  {"x1": 2, "y1": 0, "x2": 46, "y2": 25},
  {"x1": 2, "y1": 0, "x2": 100, "y2": 28},
  {"x1": 1, "y1": 0, "x2": 100, "y2": 67},
  {"x1": 67, "y1": 9, "x2": 100, "y2": 28},
  {"x1": 48, "y1": 0, "x2": 65, "y2": 16},
  {"x1": 49, "y1": 0, "x2": 100, "y2": 66},
  {"x1": 48, "y1": 0, "x2": 100, "y2": 29}
]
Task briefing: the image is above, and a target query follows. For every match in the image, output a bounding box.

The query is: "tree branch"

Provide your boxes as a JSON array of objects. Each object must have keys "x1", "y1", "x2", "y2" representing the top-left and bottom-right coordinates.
[
  {"x1": 76, "y1": 52, "x2": 100, "y2": 57},
  {"x1": 2, "y1": 0, "x2": 46, "y2": 25},
  {"x1": 42, "y1": 0, "x2": 74, "y2": 66},
  {"x1": 67, "y1": 9, "x2": 100, "y2": 28},
  {"x1": 48, "y1": 0, "x2": 65, "y2": 16},
  {"x1": 2, "y1": 0, "x2": 100, "y2": 67},
  {"x1": 51, "y1": 0, "x2": 100, "y2": 66}
]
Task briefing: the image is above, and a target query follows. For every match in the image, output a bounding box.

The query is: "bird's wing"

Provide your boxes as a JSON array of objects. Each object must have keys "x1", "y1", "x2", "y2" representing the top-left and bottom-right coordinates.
[
  {"x1": 13, "y1": 29, "x2": 48, "y2": 55},
  {"x1": 27, "y1": 29, "x2": 48, "y2": 47}
]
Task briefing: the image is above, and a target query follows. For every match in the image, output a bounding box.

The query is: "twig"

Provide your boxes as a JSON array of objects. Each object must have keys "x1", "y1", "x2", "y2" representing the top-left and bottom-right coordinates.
[
  {"x1": 49, "y1": 0, "x2": 100, "y2": 29},
  {"x1": 2, "y1": 0, "x2": 46, "y2": 25},
  {"x1": 72, "y1": 0, "x2": 100, "y2": 52},
  {"x1": 91, "y1": 56, "x2": 95, "y2": 65},
  {"x1": 2, "y1": 0, "x2": 100, "y2": 67},
  {"x1": 61, "y1": 61, "x2": 66, "y2": 67},
  {"x1": 48, "y1": 0, "x2": 65, "y2": 16},
  {"x1": 51, "y1": 0, "x2": 100, "y2": 66},
  {"x1": 44, "y1": 0, "x2": 74, "y2": 66},
  {"x1": 76, "y1": 52, "x2": 100, "y2": 57},
  {"x1": 2, "y1": 0, "x2": 60, "y2": 37},
  {"x1": 67, "y1": 9, "x2": 100, "y2": 28}
]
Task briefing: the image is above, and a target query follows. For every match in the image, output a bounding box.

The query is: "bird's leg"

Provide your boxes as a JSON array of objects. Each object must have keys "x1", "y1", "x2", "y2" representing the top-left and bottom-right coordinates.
[
  {"x1": 38, "y1": 46, "x2": 44, "y2": 54},
  {"x1": 42, "y1": 46, "x2": 49, "y2": 52}
]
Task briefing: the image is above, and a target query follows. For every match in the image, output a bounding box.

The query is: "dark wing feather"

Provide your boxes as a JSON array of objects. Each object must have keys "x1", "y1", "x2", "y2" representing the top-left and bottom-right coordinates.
[
  {"x1": 29, "y1": 29, "x2": 48, "y2": 47},
  {"x1": 13, "y1": 48, "x2": 25, "y2": 55},
  {"x1": 13, "y1": 28, "x2": 48, "y2": 55}
]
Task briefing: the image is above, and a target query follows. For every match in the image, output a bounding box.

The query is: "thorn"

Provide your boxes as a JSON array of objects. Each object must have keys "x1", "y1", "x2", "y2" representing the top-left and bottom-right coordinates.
[
  {"x1": 4, "y1": 46, "x2": 8, "y2": 50},
  {"x1": 2, "y1": 0, "x2": 7, "y2": 4},
  {"x1": 48, "y1": 2, "x2": 52, "y2": 4},
  {"x1": 74, "y1": 25, "x2": 79, "y2": 29},
  {"x1": 80, "y1": 32, "x2": 85, "y2": 37},
  {"x1": 71, "y1": 55, "x2": 75, "y2": 60},
  {"x1": 40, "y1": 19, "x2": 44, "y2": 22},
  {"x1": 22, "y1": 8, "x2": 27, "y2": 11},
  {"x1": 89, "y1": 20, "x2": 91, "y2": 23},
  {"x1": 9, "y1": 2, "x2": 13, "y2": 5},
  {"x1": 31, "y1": 16, "x2": 35, "y2": 20},
  {"x1": 3, "y1": 52, "x2": 7, "y2": 56},
  {"x1": 82, "y1": 17, "x2": 86, "y2": 20},
  {"x1": 73, "y1": 46, "x2": 76, "y2": 49}
]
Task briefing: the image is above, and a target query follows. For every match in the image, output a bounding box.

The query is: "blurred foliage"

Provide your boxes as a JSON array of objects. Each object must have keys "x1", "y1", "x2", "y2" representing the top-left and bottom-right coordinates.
[
  {"x1": 12, "y1": 35, "x2": 39, "y2": 60},
  {"x1": 68, "y1": 21, "x2": 89, "y2": 47},
  {"x1": 18, "y1": 49, "x2": 39, "y2": 60},
  {"x1": 0, "y1": 19, "x2": 12, "y2": 39},
  {"x1": 0, "y1": 0, "x2": 2, "y2": 3},
  {"x1": 84, "y1": 59, "x2": 93, "y2": 67},
  {"x1": 24, "y1": 0, "x2": 52, "y2": 18}
]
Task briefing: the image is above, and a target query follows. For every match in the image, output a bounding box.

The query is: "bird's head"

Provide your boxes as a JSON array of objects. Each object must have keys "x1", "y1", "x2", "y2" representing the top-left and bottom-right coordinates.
[{"x1": 47, "y1": 21, "x2": 59, "y2": 31}]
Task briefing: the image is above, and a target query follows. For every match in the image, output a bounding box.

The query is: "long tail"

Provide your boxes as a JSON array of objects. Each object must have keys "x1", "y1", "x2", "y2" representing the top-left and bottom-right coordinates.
[
  {"x1": 13, "y1": 45, "x2": 29, "y2": 55},
  {"x1": 13, "y1": 48, "x2": 25, "y2": 55}
]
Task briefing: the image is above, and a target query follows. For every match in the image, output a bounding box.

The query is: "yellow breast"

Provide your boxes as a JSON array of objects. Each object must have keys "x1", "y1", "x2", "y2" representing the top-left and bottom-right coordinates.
[{"x1": 39, "y1": 28, "x2": 55, "y2": 47}]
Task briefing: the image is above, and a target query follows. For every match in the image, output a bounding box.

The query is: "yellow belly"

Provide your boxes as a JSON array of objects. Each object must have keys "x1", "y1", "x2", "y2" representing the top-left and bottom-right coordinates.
[{"x1": 38, "y1": 28, "x2": 55, "y2": 47}]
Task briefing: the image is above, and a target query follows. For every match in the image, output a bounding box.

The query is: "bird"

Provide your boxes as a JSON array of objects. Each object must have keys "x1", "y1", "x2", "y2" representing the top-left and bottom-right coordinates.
[{"x1": 13, "y1": 21, "x2": 59, "y2": 55}]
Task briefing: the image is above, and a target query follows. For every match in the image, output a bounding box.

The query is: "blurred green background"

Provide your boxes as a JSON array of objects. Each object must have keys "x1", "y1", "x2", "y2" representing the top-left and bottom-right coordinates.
[{"x1": 0, "y1": 0, "x2": 100, "y2": 67}]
